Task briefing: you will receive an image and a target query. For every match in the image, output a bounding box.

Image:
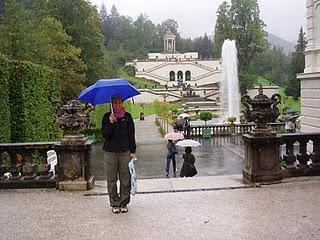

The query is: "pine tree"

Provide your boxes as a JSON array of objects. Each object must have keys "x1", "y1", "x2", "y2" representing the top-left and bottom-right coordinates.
[{"x1": 285, "y1": 27, "x2": 306, "y2": 100}]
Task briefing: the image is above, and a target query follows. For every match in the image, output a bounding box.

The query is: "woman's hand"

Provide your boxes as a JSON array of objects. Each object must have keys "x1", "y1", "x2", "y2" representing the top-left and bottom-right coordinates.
[
  {"x1": 109, "y1": 113, "x2": 117, "y2": 124},
  {"x1": 130, "y1": 153, "x2": 136, "y2": 160}
]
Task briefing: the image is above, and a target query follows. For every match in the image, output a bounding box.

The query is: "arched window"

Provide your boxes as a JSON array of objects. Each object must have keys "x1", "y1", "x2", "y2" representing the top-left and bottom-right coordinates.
[
  {"x1": 185, "y1": 71, "x2": 191, "y2": 81},
  {"x1": 169, "y1": 71, "x2": 175, "y2": 81},
  {"x1": 177, "y1": 71, "x2": 183, "y2": 80}
]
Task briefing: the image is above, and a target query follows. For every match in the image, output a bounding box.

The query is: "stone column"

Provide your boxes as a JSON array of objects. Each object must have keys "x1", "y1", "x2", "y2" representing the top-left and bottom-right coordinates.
[
  {"x1": 304, "y1": 0, "x2": 320, "y2": 73},
  {"x1": 298, "y1": 0, "x2": 320, "y2": 132},
  {"x1": 173, "y1": 39, "x2": 176, "y2": 53},
  {"x1": 242, "y1": 134, "x2": 282, "y2": 183},
  {"x1": 55, "y1": 140, "x2": 94, "y2": 191}
]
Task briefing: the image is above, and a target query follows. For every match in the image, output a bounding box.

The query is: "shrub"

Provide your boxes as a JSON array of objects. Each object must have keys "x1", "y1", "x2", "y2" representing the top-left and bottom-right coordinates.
[
  {"x1": 123, "y1": 65, "x2": 135, "y2": 76},
  {"x1": 200, "y1": 111, "x2": 213, "y2": 127},
  {"x1": 0, "y1": 55, "x2": 11, "y2": 142},
  {"x1": 9, "y1": 60, "x2": 62, "y2": 142}
]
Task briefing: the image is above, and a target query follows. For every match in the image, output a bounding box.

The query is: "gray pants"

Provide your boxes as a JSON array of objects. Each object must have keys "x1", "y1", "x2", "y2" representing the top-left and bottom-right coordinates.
[{"x1": 104, "y1": 151, "x2": 131, "y2": 207}]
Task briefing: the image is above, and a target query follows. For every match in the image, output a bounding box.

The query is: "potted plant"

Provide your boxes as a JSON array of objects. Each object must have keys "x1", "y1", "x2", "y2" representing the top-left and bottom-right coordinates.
[
  {"x1": 226, "y1": 115, "x2": 236, "y2": 124},
  {"x1": 200, "y1": 111, "x2": 213, "y2": 138}
]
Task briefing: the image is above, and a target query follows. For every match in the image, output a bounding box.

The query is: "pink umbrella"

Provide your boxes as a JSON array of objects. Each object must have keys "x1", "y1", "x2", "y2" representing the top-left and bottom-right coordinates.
[{"x1": 164, "y1": 132, "x2": 184, "y2": 141}]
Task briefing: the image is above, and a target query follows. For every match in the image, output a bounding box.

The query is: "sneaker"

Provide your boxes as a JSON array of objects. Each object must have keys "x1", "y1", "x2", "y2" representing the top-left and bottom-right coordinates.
[
  {"x1": 112, "y1": 206, "x2": 120, "y2": 214},
  {"x1": 120, "y1": 205, "x2": 128, "y2": 213},
  {"x1": 165, "y1": 172, "x2": 169, "y2": 177}
]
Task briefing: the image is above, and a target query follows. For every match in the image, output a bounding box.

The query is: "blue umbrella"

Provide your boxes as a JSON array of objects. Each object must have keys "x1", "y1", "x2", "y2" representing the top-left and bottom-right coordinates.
[{"x1": 78, "y1": 78, "x2": 140, "y2": 106}]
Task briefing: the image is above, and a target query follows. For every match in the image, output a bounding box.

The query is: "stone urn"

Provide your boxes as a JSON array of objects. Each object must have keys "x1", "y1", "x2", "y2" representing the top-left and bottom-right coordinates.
[
  {"x1": 241, "y1": 85, "x2": 281, "y2": 136},
  {"x1": 241, "y1": 85, "x2": 282, "y2": 183},
  {"x1": 56, "y1": 100, "x2": 93, "y2": 144}
]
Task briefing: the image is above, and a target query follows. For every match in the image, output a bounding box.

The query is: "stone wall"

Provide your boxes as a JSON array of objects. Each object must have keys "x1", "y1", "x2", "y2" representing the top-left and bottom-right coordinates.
[
  {"x1": 299, "y1": 72, "x2": 320, "y2": 132},
  {"x1": 298, "y1": 0, "x2": 320, "y2": 132}
]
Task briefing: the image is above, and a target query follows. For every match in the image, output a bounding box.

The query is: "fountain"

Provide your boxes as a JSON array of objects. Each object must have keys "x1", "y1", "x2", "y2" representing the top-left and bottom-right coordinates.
[{"x1": 220, "y1": 39, "x2": 240, "y2": 122}]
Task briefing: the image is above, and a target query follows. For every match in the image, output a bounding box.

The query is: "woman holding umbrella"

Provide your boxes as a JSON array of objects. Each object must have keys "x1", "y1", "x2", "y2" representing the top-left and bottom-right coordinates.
[
  {"x1": 164, "y1": 132, "x2": 184, "y2": 177},
  {"x1": 101, "y1": 95, "x2": 136, "y2": 214},
  {"x1": 79, "y1": 78, "x2": 140, "y2": 214}
]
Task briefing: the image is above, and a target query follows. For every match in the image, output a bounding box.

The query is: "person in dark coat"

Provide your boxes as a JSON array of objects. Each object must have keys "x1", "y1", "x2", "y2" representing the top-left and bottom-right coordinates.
[
  {"x1": 166, "y1": 140, "x2": 177, "y2": 177},
  {"x1": 101, "y1": 95, "x2": 136, "y2": 214},
  {"x1": 180, "y1": 147, "x2": 197, "y2": 177}
]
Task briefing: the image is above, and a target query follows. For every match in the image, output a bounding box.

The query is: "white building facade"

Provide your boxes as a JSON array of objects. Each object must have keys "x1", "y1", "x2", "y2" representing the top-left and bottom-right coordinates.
[
  {"x1": 129, "y1": 31, "x2": 222, "y2": 88},
  {"x1": 298, "y1": 0, "x2": 320, "y2": 132}
]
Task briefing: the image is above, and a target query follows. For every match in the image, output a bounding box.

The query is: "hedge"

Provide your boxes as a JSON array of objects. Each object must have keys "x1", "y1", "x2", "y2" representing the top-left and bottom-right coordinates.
[
  {"x1": 9, "y1": 60, "x2": 63, "y2": 142},
  {"x1": 0, "y1": 55, "x2": 11, "y2": 142}
]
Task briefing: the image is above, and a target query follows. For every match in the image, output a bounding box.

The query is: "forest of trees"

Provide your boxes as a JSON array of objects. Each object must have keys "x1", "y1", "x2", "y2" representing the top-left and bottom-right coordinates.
[{"x1": 0, "y1": 0, "x2": 305, "y2": 100}]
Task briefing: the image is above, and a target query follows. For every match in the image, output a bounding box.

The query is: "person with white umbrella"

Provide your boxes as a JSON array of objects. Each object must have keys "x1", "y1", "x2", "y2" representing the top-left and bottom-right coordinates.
[{"x1": 176, "y1": 139, "x2": 201, "y2": 177}]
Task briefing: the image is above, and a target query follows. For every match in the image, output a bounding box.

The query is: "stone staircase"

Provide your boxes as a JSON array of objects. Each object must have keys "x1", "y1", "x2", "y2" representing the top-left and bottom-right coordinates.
[{"x1": 181, "y1": 95, "x2": 219, "y2": 111}]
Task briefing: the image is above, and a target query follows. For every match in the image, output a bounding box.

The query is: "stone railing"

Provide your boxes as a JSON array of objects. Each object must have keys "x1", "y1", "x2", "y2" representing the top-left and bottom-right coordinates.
[
  {"x1": 0, "y1": 140, "x2": 95, "y2": 190},
  {"x1": 187, "y1": 122, "x2": 285, "y2": 137},
  {"x1": 281, "y1": 132, "x2": 320, "y2": 177},
  {"x1": 0, "y1": 142, "x2": 58, "y2": 189}
]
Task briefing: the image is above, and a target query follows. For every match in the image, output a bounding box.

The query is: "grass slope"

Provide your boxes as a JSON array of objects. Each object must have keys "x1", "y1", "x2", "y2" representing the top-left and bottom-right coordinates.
[{"x1": 255, "y1": 76, "x2": 301, "y2": 117}]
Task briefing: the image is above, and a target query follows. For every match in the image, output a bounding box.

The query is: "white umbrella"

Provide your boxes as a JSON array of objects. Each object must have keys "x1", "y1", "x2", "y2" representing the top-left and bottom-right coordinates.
[
  {"x1": 178, "y1": 113, "x2": 191, "y2": 119},
  {"x1": 176, "y1": 139, "x2": 201, "y2": 148}
]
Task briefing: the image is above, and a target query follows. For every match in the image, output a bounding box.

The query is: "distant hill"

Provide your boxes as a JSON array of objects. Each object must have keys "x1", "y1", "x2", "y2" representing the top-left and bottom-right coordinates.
[
  {"x1": 267, "y1": 33, "x2": 295, "y2": 54},
  {"x1": 209, "y1": 32, "x2": 295, "y2": 54}
]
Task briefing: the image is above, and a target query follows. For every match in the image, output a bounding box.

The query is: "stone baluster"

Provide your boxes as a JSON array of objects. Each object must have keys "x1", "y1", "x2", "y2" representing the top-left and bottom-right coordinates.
[
  {"x1": 283, "y1": 141, "x2": 296, "y2": 168},
  {"x1": 297, "y1": 140, "x2": 310, "y2": 168},
  {"x1": 0, "y1": 151, "x2": 7, "y2": 180},
  {"x1": 9, "y1": 151, "x2": 22, "y2": 179},
  {"x1": 310, "y1": 138, "x2": 320, "y2": 168},
  {"x1": 22, "y1": 150, "x2": 37, "y2": 179},
  {"x1": 38, "y1": 150, "x2": 50, "y2": 179}
]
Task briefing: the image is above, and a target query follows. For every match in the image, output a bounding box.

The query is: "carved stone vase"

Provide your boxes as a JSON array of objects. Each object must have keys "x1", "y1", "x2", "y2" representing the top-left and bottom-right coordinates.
[
  {"x1": 55, "y1": 100, "x2": 95, "y2": 191},
  {"x1": 241, "y1": 86, "x2": 283, "y2": 183}
]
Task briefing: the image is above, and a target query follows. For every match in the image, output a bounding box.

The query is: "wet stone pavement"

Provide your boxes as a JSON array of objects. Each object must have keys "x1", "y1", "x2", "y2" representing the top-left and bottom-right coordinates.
[{"x1": 92, "y1": 115, "x2": 244, "y2": 180}]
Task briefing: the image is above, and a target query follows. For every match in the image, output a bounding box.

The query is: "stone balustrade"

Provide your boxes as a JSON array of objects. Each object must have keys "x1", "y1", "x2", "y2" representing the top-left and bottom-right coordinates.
[
  {"x1": 281, "y1": 132, "x2": 320, "y2": 177},
  {"x1": 0, "y1": 142, "x2": 58, "y2": 188},
  {"x1": 187, "y1": 122, "x2": 285, "y2": 137},
  {"x1": 0, "y1": 140, "x2": 95, "y2": 190}
]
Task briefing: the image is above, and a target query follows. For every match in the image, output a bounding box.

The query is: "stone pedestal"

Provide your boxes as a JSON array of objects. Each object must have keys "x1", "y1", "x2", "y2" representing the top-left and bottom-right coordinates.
[
  {"x1": 242, "y1": 134, "x2": 282, "y2": 183},
  {"x1": 55, "y1": 140, "x2": 94, "y2": 191}
]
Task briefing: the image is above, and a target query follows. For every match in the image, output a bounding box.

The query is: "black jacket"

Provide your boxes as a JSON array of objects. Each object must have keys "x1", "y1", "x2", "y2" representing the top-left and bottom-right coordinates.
[{"x1": 101, "y1": 112, "x2": 136, "y2": 153}]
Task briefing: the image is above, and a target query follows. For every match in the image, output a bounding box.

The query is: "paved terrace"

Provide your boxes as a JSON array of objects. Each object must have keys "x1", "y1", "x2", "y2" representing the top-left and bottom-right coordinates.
[
  {"x1": 1, "y1": 115, "x2": 320, "y2": 239},
  {"x1": 1, "y1": 175, "x2": 320, "y2": 240}
]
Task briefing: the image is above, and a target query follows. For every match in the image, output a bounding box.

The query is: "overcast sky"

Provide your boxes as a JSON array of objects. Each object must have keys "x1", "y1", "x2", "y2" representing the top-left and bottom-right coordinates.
[{"x1": 89, "y1": 0, "x2": 307, "y2": 43}]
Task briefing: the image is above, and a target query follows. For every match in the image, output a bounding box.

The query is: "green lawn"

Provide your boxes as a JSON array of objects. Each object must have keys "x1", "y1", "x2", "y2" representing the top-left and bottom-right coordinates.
[
  {"x1": 118, "y1": 67, "x2": 160, "y2": 89},
  {"x1": 90, "y1": 101, "x2": 182, "y2": 129}
]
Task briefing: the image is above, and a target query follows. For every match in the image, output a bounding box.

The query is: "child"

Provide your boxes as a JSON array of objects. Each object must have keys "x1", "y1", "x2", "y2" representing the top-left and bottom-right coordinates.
[
  {"x1": 180, "y1": 147, "x2": 197, "y2": 177},
  {"x1": 166, "y1": 140, "x2": 177, "y2": 177}
]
